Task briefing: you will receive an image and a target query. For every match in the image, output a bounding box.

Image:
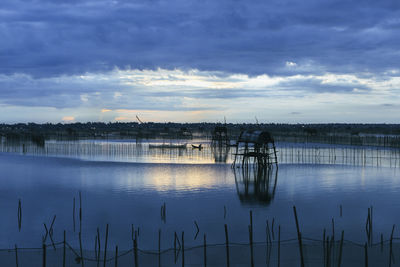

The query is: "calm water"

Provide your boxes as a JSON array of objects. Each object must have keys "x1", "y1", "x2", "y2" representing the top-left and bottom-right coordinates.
[{"x1": 0, "y1": 139, "x2": 399, "y2": 251}]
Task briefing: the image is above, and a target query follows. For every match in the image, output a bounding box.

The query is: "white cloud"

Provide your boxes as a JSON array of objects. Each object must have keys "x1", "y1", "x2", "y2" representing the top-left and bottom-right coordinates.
[
  {"x1": 80, "y1": 94, "x2": 89, "y2": 102},
  {"x1": 1, "y1": 67, "x2": 400, "y2": 122},
  {"x1": 286, "y1": 61, "x2": 297, "y2": 67}
]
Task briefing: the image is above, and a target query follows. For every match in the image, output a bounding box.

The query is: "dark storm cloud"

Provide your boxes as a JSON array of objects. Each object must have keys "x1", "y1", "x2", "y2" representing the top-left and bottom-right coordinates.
[{"x1": 1, "y1": 0, "x2": 400, "y2": 78}]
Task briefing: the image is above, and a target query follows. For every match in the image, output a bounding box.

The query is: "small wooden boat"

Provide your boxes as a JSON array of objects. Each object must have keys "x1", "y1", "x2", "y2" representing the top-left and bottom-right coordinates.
[
  {"x1": 191, "y1": 144, "x2": 203, "y2": 149},
  {"x1": 149, "y1": 143, "x2": 187, "y2": 149}
]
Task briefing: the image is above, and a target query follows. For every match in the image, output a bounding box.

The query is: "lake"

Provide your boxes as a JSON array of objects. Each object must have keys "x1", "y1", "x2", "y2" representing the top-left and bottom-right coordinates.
[{"x1": 0, "y1": 139, "x2": 399, "y2": 263}]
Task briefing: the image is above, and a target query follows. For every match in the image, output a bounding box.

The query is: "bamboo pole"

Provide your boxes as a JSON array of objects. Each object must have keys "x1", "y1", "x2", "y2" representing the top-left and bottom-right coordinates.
[
  {"x1": 97, "y1": 228, "x2": 101, "y2": 267},
  {"x1": 293, "y1": 206, "x2": 305, "y2": 267},
  {"x1": 95, "y1": 235, "x2": 98, "y2": 263},
  {"x1": 249, "y1": 211, "x2": 254, "y2": 267},
  {"x1": 17, "y1": 199, "x2": 22, "y2": 231},
  {"x1": 194, "y1": 221, "x2": 200, "y2": 240},
  {"x1": 174, "y1": 231, "x2": 177, "y2": 263},
  {"x1": 224, "y1": 224, "x2": 230, "y2": 267},
  {"x1": 323, "y1": 228, "x2": 326, "y2": 265},
  {"x1": 271, "y1": 218, "x2": 275, "y2": 240},
  {"x1": 249, "y1": 225, "x2": 254, "y2": 267},
  {"x1": 204, "y1": 234, "x2": 207, "y2": 267},
  {"x1": 326, "y1": 236, "x2": 330, "y2": 267},
  {"x1": 15, "y1": 244, "x2": 19, "y2": 267},
  {"x1": 158, "y1": 229, "x2": 161, "y2": 267},
  {"x1": 104, "y1": 224, "x2": 109, "y2": 267},
  {"x1": 79, "y1": 191, "x2": 82, "y2": 233},
  {"x1": 182, "y1": 231, "x2": 185, "y2": 267},
  {"x1": 134, "y1": 230, "x2": 138, "y2": 267},
  {"x1": 42, "y1": 243, "x2": 46, "y2": 267},
  {"x1": 73, "y1": 197, "x2": 76, "y2": 232},
  {"x1": 338, "y1": 231, "x2": 344, "y2": 267},
  {"x1": 79, "y1": 231, "x2": 84, "y2": 267},
  {"x1": 278, "y1": 225, "x2": 281, "y2": 267},
  {"x1": 63, "y1": 231, "x2": 66, "y2": 267},
  {"x1": 115, "y1": 245, "x2": 118, "y2": 267},
  {"x1": 364, "y1": 243, "x2": 368, "y2": 267},
  {"x1": 389, "y1": 225, "x2": 395, "y2": 267}
]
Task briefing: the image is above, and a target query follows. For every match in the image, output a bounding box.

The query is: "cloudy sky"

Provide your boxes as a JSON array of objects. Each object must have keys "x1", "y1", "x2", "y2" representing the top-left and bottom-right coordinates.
[{"x1": 1, "y1": 0, "x2": 400, "y2": 123}]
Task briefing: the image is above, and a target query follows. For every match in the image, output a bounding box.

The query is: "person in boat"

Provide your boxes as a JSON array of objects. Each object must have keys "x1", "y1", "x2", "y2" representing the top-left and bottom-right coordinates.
[{"x1": 192, "y1": 144, "x2": 202, "y2": 150}]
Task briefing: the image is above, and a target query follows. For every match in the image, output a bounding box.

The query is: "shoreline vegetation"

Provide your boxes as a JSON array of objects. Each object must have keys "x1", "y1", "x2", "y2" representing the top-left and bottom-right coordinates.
[{"x1": 1, "y1": 122, "x2": 400, "y2": 148}]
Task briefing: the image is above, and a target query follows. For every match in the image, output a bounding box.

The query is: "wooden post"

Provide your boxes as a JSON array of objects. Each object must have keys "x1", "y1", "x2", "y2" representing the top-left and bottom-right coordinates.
[
  {"x1": 338, "y1": 231, "x2": 344, "y2": 267},
  {"x1": 194, "y1": 221, "x2": 200, "y2": 240},
  {"x1": 249, "y1": 225, "x2": 254, "y2": 267},
  {"x1": 79, "y1": 191, "x2": 82, "y2": 233},
  {"x1": 366, "y1": 208, "x2": 371, "y2": 245},
  {"x1": 389, "y1": 225, "x2": 395, "y2": 267},
  {"x1": 115, "y1": 245, "x2": 118, "y2": 267},
  {"x1": 134, "y1": 230, "x2": 138, "y2": 267},
  {"x1": 182, "y1": 231, "x2": 185, "y2": 267},
  {"x1": 271, "y1": 218, "x2": 275, "y2": 240},
  {"x1": 73, "y1": 197, "x2": 76, "y2": 232},
  {"x1": 249, "y1": 210, "x2": 254, "y2": 267},
  {"x1": 18, "y1": 199, "x2": 22, "y2": 231},
  {"x1": 63, "y1": 231, "x2": 66, "y2": 267},
  {"x1": 364, "y1": 243, "x2": 368, "y2": 267},
  {"x1": 104, "y1": 224, "x2": 109, "y2": 267},
  {"x1": 204, "y1": 234, "x2": 207, "y2": 267},
  {"x1": 95, "y1": 235, "x2": 98, "y2": 263},
  {"x1": 326, "y1": 236, "x2": 330, "y2": 267},
  {"x1": 293, "y1": 206, "x2": 305, "y2": 267},
  {"x1": 249, "y1": 210, "x2": 253, "y2": 236},
  {"x1": 42, "y1": 243, "x2": 46, "y2": 267},
  {"x1": 97, "y1": 228, "x2": 101, "y2": 267},
  {"x1": 278, "y1": 225, "x2": 281, "y2": 267},
  {"x1": 323, "y1": 228, "x2": 326, "y2": 265},
  {"x1": 266, "y1": 220, "x2": 271, "y2": 244},
  {"x1": 370, "y1": 206, "x2": 373, "y2": 244},
  {"x1": 174, "y1": 231, "x2": 177, "y2": 263},
  {"x1": 381, "y1": 233, "x2": 383, "y2": 252},
  {"x1": 224, "y1": 224, "x2": 230, "y2": 267},
  {"x1": 79, "y1": 231, "x2": 84, "y2": 267},
  {"x1": 158, "y1": 229, "x2": 161, "y2": 267},
  {"x1": 15, "y1": 244, "x2": 19, "y2": 267}
]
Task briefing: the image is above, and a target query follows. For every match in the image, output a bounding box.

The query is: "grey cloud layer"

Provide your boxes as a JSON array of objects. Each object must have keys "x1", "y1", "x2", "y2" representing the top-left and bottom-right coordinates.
[{"x1": 1, "y1": 0, "x2": 400, "y2": 77}]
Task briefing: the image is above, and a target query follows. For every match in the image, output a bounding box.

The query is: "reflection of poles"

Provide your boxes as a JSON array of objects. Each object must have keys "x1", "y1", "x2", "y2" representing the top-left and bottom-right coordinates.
[
  {"x1": 212, "y1": 145, "x2": 230, "y2": 163},
  {"x1": 233, "y1": 166, "x2": 278, "y2": 205}
]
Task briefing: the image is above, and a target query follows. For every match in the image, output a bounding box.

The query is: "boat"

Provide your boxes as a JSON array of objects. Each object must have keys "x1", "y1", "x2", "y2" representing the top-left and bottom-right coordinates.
[
  {"x1": 149, "y1": 143, "x2": 187, "y2": 149},
  {"x1": 191, "y1": 144, "x2": 203, "y2": 149}
]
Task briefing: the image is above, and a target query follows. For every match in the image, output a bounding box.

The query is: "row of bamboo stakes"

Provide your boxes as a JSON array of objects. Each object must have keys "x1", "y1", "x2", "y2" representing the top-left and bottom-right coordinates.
[{"x1": 12, "y1": 196, "x2": 400, "y2": 267}]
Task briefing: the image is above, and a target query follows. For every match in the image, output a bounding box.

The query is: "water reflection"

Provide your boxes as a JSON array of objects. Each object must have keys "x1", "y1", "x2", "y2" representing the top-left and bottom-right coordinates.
[
  {"x1": 1, "y1": 139, "x2": 400, "y2": 168},
  {"x1": 211, "y1": 145, "x2": 230, "y2": 163},
  {"x1": 234, "y1": 166, "x2": 278, "y2": 205}
]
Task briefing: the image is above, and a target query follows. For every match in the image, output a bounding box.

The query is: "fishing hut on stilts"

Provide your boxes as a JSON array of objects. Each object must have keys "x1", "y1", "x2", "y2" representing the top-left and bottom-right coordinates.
[{"x1": 232, "y1": 130, "x2": 278, "y2": 168}]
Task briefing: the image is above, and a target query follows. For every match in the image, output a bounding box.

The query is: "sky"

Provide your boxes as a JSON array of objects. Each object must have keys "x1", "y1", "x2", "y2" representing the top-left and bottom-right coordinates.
[{"x1": 1, "y1": 0, "x2": 400, "y2": 123}]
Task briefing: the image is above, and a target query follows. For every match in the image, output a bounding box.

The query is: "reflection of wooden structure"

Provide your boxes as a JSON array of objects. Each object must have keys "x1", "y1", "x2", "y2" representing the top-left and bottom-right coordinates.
[
  {"x1": 211, "y1": 145, "x2": 230, "y2": 163},
  {"x1": 211, "y1": 126, "x2": 229, "y2": 147},
  {"x1": 234, "y1": 166, "x2": 278, "y2": 205},
  {"x1": 233, "y1": 130, "x2": 278, "y2": 168}
]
